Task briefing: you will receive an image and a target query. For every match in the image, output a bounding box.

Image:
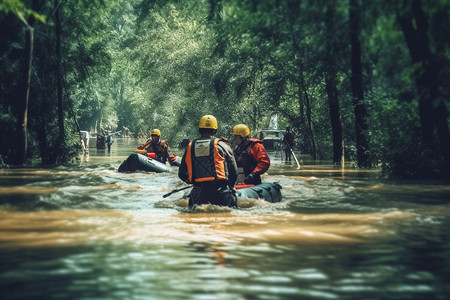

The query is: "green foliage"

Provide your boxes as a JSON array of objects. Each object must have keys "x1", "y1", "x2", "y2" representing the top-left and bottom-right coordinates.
[
  {"x1": 0, "y1": 0, "x2": 46, "y2": 25},
  {"x1": 0, "y1": 0, "x2": 447, "y2": 177},
  {"x1": 381, "y1": 131, "x2": 445, "y2": 179},
  {"x1": 0, "y1": 0, "x2": 120, "y2": 165}
]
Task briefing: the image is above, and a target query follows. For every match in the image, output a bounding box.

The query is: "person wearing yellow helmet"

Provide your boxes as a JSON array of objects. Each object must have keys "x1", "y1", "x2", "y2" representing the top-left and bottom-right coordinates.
[
  {"x1": 232, "y1": 124, "x2": 270, "y2": 185},
  {"x1": 150, "y1": 129, "x2": 161, "y2": 136},
  {"x1": 198, "y1": 114, "x2": 218, "y2": 131},
  {"x1": 178, "y1": 115, "x2": 238, "y2": 209},
  {"x1": 135, "y1": 129, "x2": 177, "y2": 165}
]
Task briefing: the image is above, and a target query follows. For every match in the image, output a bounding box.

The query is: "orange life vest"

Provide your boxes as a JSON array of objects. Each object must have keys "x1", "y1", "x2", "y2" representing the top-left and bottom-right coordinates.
[
  {"x1": 146, "y1": 140, "x2": 167, "y2": 153},
  {"x1": 145, "y1": 140, "x2": 169, "y2": 163},
  {"x1": 185, "y1": 137, "x2": 227, "y2": 184}
]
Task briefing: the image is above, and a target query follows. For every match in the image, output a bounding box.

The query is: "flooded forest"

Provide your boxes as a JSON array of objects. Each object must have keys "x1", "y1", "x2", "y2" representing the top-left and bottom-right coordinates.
[
  {"x1": 0, "y1": 0, "x2": 448, "y2": 178},
  {"x1": 0, "y1": 1, "x2": 449, "y2": 300}
]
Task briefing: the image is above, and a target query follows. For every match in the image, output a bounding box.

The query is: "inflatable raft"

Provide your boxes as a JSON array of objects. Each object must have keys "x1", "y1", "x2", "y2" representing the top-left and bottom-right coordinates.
[
  {"x1": 182, "y1": 182, "x2": 282, "y2": 203},
  {"x1": 235, "y1": 182, "x2": 282, "y2": 203},
  {"x1": 118, "y1": 153, "x2": 171, "y2": 173}
]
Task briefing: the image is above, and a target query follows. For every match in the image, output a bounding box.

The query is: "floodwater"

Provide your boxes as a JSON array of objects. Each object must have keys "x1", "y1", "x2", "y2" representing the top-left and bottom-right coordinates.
[{"x1": 0, "y1": 138, "x2": 449, "y2": 300}]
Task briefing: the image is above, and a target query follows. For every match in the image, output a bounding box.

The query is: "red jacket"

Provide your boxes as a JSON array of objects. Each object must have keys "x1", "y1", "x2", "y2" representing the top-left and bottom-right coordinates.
[{"x1": 234, "y1": 138, "x2": 270, "y2": 176}]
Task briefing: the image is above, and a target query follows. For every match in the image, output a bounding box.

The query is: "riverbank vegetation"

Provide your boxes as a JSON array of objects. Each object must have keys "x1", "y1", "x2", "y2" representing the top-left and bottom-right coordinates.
[{"x1": 0, "y1": 0, "x2": 449, "y2": 179}]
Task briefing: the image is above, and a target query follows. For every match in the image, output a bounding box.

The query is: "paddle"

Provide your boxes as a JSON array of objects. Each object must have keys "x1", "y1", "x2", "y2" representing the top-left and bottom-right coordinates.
[
  {"x1": 162, "y1": 185, "x2": 192, "y2": 198},
  {"x1": 135, "y1": 141, "x2": 152, "y2": 154},
  {"x1": 134, "y1": 149, "x2": 147, "y2": 154},
  {"x1": 285, "y1": 141, "x2": 302, "y2": 169},
  {"x1": 163, "y1": 183, "x2": 252, "y2": 198}
]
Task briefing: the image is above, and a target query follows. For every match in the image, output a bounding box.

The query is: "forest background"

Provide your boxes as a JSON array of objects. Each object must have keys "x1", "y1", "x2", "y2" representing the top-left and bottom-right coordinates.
[{"x1": 0, "y1": 0, "x2": 449, "y2": 179}]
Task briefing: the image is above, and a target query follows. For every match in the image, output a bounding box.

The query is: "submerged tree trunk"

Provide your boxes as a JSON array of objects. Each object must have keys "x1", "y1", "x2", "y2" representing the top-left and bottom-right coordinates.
[
  {"x1": 349, "y1": 0, "x2": 371, "y2": 167},
  {"x1": 397, "y1": 0, "x2": 450, "y2": 175},
  {"x1": 325, "y1": 2, "x2": 344, "y2": 166}
]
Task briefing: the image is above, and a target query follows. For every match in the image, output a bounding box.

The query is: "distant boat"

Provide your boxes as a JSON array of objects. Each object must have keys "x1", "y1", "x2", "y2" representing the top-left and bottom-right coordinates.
[{"x1": 259, "y1": 129, "x2": 286, "y2": 151}]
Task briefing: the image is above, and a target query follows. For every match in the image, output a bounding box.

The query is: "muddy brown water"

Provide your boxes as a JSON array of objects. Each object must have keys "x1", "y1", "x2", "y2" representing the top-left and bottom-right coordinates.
[{"x1": 0, "y1": 138, "x2": 449, "y2": 300}]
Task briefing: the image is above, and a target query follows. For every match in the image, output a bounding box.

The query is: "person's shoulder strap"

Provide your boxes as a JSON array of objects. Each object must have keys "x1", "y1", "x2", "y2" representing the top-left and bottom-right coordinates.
[{"x1": 217, "y1": 138, "x2": 234, "y2": 156}]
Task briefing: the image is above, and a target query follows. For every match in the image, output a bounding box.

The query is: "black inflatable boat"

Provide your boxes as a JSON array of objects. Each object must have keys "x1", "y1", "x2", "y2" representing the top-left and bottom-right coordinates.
[
  {"x1": 118, "y1": 153, "x2": 172, "y2": 173},
  {"x1": 182, "y1": 182, "x2": 282, "y2": 203},
  {"x1": 235, "y1": 182, "x2": 282, "y2": 203}
]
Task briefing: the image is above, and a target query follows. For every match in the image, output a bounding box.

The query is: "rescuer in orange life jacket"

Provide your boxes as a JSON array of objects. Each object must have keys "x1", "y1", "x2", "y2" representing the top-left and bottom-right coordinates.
[
  {"x1": 232, "y1": 124, "x2": 270, "y2": 185},
  {"x1": 178, "y1": 115, "x2": 238, "y2": 209},
  {"x1": 135, "y1": 129, "x2": 177, "y2": 165}
]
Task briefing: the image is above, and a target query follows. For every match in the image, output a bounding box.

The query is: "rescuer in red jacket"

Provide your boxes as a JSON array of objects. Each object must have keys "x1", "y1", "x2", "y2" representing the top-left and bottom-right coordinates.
[{"x1": 232, "y1": 124, "x2": 270, "y2": 185}]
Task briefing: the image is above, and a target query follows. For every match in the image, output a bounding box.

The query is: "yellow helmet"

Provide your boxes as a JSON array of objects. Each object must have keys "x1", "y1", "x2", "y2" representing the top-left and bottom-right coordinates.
[
  {"x1": 151, "y1": 129, "x2": 161, "y2": 136},
  {"x1": 232, "y1": 124, "x2": 250, "y2": 137},
  {"x1": 198, "y1": 115, "x2": 218, "y2": 130}
]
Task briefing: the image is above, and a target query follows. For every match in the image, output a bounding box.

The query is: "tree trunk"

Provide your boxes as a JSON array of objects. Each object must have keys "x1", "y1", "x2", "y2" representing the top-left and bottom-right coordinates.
[
  {"x1": 299, "y1": 77, "x2": 316, "y2": 160},
  {"x1": 325, "y1": 2, "x2": 344, "y2": 166},
  {"x1": 349, "y1": 0, "x2": 371, "y2": 167},
  {"x1": 305, "y1": 90, "x2": 317, "y2": 160},
  {"x1": 397, "y1": 0, "x2": 450, "y2": 174},
  {"x1": 326, "y1": 77, "x2": 344, "y2": 165},
  {"x1": 208, "y1": 0, "x2": 222, "y2": 22},
  {"x1": 13, "y1": 0, "x2": 43, "y2": 165},
  {"x1": 17, "y1": 27, "x2": 34, "y2": 165},
  {"x1": 209, "y1": 0, "x2": 225, "y2": 58},
  {"x1": 55, "y1": 1, "x2": 65, "y2": 154}
]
